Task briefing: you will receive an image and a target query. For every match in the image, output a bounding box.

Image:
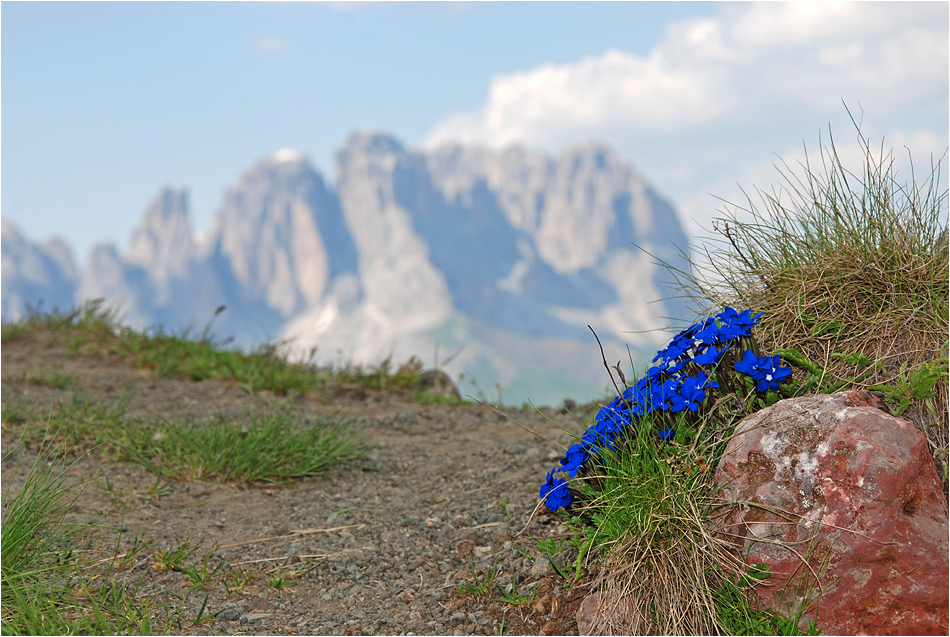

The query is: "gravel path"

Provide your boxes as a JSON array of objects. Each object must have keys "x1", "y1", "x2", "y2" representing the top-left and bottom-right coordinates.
[{"x1": 2, "y1": 331, "x2": 595, "y2": 635}]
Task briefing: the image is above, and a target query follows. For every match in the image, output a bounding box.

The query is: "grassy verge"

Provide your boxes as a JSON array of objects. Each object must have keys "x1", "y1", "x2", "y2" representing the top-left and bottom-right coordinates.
[
  {"x1": 2, "y1": 395, "x2": 366, "y2": 485},
  {"x1": 1, "y1": 301, "x2": 438, "y2": 398},
  {"x1": 125, "y1": 408, "x2": 368, "y2": 483},
  {"x1": 1, "y1": 435, "x2": 324, "y2": 634},
  {"x1": 1, "y1": 395, "x2": 366, "y2": 634}
]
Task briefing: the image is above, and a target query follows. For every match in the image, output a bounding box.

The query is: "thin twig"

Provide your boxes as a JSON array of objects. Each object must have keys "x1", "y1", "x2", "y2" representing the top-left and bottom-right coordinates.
[
  {"x1": 714, "y1": 220, "x2": 759, "y2": 275},
  {"x1": 217, "y1": 524, "x2": 364, "y2": 550},
  {"x1": 589, "y1": 325, "x2": 626, "y2": 403},
  {"x1": 233, "y1": 552, "x2": 337, "y2": 566}
]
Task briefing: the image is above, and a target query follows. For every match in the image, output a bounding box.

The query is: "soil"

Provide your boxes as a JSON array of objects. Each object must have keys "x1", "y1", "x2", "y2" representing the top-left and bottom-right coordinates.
[{"x1": 1, "y1": 330, "x2": 597, "y2": 636}]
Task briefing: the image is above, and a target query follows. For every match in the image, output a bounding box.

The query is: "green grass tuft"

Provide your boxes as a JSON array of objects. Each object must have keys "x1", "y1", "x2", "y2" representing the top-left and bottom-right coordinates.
[
  {"x1": 1, "y1": 439, "x2": 165, "y2": 634},
  {"x1": 123, "y1": 408, "x2": 367, "y2": 484},
  {"x1": 563, "y1": 406, "x2": 748, "y2": 635}
]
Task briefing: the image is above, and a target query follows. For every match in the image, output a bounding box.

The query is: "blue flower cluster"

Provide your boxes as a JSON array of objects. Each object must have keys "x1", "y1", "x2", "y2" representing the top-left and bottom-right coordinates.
[
  {"x1": 540, "y1": 307, "x2": 793, "y2": 512},
  {"x1": 734, "y1": 350, "x2": 793, "y2": 392}
]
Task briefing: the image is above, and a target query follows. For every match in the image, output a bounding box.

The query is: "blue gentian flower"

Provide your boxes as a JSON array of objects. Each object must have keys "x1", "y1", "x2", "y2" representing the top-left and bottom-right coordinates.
[
  {"x1": 625, "y1": 378, "x2": 655, "y2": 414},
  {"x1": 559, "y1": 443, "x2": 589, "y2": 478},
  {"x1": 582, "y1": 424, "x2": 617, "y2": 453},
  {"x1": 734, "y1": 349, "x2": 765, "y2": 377},
  {"x1": 714, "y1": 320, "x2": 744, "y2": 342},
  {"x1": 657, "y1": 428, "x2": 675, "y2": 440},
  {"x1": 692, "y1": 324, "x2": 721, "y2": 348},
  {"x1": 668, "y1": 392, "x2": 689, "y2": 413},
  {"x1": 646, "y1": 364, "x2": 666, "y2": 379},
  {"x1": 755, "y1": 355, "x2": 793, "y2": 392},
  {"x1": 717, "y1": 307, "x2": 763, "y2": 339},
  {"x1": 693, "y1": 345, "x2": 726, "y2": 366},
  {"x1": 596, "y1": 398, "x2": 630, "y2": 432},
  {"x1": 734, "y1": 351, "x2": 792, "y2": 392},
  {"x1": 540, "y1": 468, "x2": 573, "y2": 511},
  {"x1": 677, "y1": 373, "x2": 715, "y2": 412},
  {"x1": 653, "y1": 378, "x2": 680, "y2": 411}
]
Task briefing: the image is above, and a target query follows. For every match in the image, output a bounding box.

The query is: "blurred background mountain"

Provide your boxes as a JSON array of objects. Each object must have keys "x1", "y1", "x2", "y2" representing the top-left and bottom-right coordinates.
[{"x1": 1, "y1": 133, "x2": 690, "y2": 406}]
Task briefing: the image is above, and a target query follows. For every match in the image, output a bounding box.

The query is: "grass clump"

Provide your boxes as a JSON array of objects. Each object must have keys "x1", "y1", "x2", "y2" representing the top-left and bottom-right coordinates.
[
  {"x1": 669, "y1": 111, "x2": 949, "y2": 476},
  {"x1": 1, "y1": 393, "x2": 135, "y2": 459},
  {"x1": 123, "y1": 408, "x2": 367, "y2": 484},
  {"x1": 2, "y1": 395, "x2": 366, "y2": 485},
  {"x1": 20, "y1": 369, "x2": 76, "y2": 389},
  {"x1": 1, "y1": 440, "x2": 162, "y2": 634},
  {"x1": 329, "y1": 354, "x2": 429, "y2": 393}
]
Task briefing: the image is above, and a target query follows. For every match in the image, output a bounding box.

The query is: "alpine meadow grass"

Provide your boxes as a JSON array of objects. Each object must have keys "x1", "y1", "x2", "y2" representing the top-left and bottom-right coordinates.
[{"x1": 1, "y1": 300, "x2": 431, "y2": 398}]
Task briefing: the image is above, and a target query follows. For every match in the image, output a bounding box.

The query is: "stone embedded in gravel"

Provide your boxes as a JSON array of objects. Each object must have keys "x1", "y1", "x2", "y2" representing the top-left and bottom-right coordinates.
[
  {"x1": 473, "y1": 545, "x2": 492, "y2": 559},
  {"x1": 456, "y1": 540, "x2": 475, "y2": 560},
  {"x1": 576, "y1": 590, "x2": 637, "y2": 636},
  {"x1": 530, "y1": 556, "x2": 555, "y2": 578}
]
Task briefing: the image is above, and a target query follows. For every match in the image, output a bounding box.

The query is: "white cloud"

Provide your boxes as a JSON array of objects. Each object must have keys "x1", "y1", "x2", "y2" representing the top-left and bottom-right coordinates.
[
  {"x1": 425, "y1": 2, "x2": 947, "y2": 147},
  {"x1": 423, "y1": 1, "x2": 948, "y2": 245}
]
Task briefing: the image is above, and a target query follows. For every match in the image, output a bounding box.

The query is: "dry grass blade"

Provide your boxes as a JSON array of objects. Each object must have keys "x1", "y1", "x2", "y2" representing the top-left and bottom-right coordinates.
[{"x1": 217, "y1": 524, "x2": 365, "y2": 550}]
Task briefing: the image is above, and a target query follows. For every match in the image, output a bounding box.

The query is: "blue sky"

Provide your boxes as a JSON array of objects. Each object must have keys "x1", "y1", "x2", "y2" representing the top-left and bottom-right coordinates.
[{"x1": 3, "y1": 1, "x2": 948, "y2": 264}]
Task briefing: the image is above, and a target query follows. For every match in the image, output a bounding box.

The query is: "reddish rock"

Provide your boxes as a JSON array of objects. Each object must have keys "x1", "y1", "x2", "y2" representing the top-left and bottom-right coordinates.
[
  {"x1": 715, "y1": 390, "x2": 949, "y2": 635},
  {"x1": 575, "y1": 590, "x2": 638, "y2": 636}
]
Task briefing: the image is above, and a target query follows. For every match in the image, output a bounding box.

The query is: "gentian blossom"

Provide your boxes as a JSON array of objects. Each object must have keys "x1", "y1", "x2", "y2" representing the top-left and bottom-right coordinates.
[
  {"x1": 754, "y1": 355, "x2": 793, "y2": 392},
  {"x1": 540, "y1": 468, "x2": 573, "y2": 511},
  {"x1": 693, "y1": 345, "x2": 726, "y2": 366},
  {"x1": 734, "y1": 350, "x2": 765, "y2": 377},
  {"x1": 734, "y1": 351, "x2": 792, "y2": 392},
  {"x1": 559, "y1": 443, "x2": 589, "y2": 478}
]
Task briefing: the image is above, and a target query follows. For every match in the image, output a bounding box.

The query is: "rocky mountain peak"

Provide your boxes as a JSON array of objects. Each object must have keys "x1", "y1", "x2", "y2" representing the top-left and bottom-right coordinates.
[
  {"x1": 334, "y1": 131, "x2": 453, "y2": 334},
  {"x1": 126, "y1": 188, "x2": 194, "y2": 283},
  {"x1": 42, "y1": 236, "x2": 79, "y2": 282},
  {"x1": 340, "y1": 131, "x2": 407, "y2": 159},
  {"x1": 268, "y1": 148, "x2": 307, "y2": 165},
  {"x1": 1, "y1": 221, "x2": 79, "y2": 321},
  {"x1": 425, "y1": 141, "x2": 681, "y2": 275},
  {"x1": 212, "y1": 150, "x2": 357, "y2": 318}
]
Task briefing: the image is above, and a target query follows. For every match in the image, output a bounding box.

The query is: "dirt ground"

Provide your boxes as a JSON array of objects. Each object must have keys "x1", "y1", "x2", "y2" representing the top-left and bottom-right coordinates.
[{"x1": 1, "y1": 330, "x2": 598, "y2": 635}]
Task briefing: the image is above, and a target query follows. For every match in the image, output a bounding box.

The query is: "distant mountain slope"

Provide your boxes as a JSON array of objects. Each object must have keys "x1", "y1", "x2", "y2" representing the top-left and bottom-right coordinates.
[
  {"x1": 1, "y1": 133, "x2": 692, "y2": 406},
  {"x1": 1, "y1": 220, "x2": 78, "y2": 322}
]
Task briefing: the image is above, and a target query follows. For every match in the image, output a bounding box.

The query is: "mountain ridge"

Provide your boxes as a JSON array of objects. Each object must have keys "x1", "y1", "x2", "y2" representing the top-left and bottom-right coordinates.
[{"x1": 1, "y1": 133, "x2": 692, "y2": 405}]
